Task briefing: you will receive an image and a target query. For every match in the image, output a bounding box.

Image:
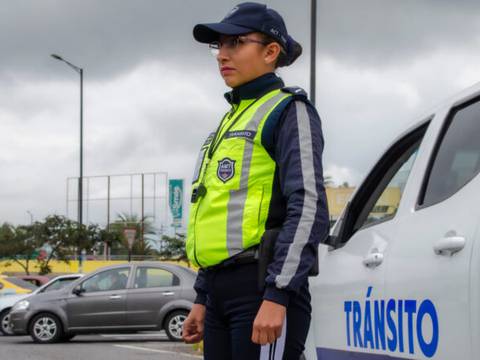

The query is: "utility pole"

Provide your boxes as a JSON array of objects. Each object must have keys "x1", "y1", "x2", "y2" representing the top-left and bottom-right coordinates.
[
  {"x1": 310, "y1": 0, "x2": 317, "y2": 106},
  {"x1": 51, "y1": 54, "x2": 84, "y2": 272}
]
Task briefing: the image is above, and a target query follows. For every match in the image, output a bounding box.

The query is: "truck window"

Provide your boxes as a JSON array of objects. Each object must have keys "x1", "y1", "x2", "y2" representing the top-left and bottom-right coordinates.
[
  {"x1": 334, "y1": 121, "x2": 430, "y2": 246},
  {"x1": 419, "y1": 98, "x2": 480, "y2": 207},
  {"x1": 360, "y1": 147, "x2": 419, "y2": 228}
]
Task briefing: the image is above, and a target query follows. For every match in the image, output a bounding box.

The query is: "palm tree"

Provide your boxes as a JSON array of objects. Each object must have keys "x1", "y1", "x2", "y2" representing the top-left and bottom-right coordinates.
[
  {"x1": 324, "y1": 175, "x2": 334, "y2": 187},
  {"x1": 110, "y1": 213, "x2": 157, "y2": 256}
]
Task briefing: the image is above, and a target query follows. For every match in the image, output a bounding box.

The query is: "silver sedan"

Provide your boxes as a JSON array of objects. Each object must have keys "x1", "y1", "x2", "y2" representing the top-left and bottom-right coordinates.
[{"x1": 9, "y1": 262, "x2": 197, "y2": 343}]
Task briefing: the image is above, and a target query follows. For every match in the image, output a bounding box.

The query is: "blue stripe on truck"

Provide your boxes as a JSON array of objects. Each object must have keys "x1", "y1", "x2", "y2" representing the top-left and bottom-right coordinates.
[{"x1": 317, "y1": 347, "x2": 414, "y2": 360}]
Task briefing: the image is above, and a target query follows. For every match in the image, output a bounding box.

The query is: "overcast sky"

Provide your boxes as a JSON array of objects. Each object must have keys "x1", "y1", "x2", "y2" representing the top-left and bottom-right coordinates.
[{"x1": 2, "y1": 0, "x2": 480, "y2": 228}]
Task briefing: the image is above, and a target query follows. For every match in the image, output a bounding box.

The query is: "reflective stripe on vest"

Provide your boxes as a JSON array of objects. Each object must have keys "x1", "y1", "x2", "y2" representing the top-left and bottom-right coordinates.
[
  {"x1": 187, "y1": 89, "x2": 291, "y2": 268},
  {"x1": 225, "y1": 92, "x2": 288, "y2": 257}
]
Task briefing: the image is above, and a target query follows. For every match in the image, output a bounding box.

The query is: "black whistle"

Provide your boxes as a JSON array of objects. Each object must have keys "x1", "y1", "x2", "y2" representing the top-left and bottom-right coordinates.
[{"x1": 191, "y1": 183, "x2": 207, "y2": 203}]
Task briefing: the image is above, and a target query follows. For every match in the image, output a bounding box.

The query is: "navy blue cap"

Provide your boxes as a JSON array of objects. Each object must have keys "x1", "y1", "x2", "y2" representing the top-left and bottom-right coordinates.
[{"x1": 193, "y1": 2, "x2": 302, "y2": 66}]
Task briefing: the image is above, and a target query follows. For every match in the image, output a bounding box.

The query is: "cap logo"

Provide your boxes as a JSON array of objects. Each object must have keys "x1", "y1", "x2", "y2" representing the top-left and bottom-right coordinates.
[
  {"x1": 270, "y1": 28, "x2": 279, "y2": 36},
  {"x1": 269, "y1": 28, "x2": 287, "y2": 45},
  {"x1": 226, "y1": 6, "x2": 240, "y2": 17}
]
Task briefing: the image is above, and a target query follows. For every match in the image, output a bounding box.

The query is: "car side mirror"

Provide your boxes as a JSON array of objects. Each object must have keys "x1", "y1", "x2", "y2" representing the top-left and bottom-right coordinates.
[{"x1": 73, "y1": 286, "x2": 86, "y2": 296}]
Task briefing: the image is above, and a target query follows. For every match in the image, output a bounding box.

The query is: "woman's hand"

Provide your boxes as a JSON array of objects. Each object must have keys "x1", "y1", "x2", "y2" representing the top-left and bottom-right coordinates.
[
  {"x1": 182, "y1": 304, "x2": 206, "y2": 344},
  {"x1": 251, "y1": 300, "x2": 286, "y2": 345}
]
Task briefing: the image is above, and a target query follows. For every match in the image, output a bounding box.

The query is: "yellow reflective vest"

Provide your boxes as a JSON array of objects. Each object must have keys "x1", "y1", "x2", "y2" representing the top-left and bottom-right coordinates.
[{"x1": 186, "y1": 88, "x2": 292, "y2": 268}]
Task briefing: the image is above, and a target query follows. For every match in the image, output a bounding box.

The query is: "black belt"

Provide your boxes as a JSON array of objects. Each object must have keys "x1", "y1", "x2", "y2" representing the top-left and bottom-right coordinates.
[{"x1": 204, "y1": 246, "x2": 259, "y2": 272}]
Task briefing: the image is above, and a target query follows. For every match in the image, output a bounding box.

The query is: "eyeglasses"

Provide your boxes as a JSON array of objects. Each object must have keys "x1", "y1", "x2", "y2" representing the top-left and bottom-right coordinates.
[{"x1": 208, "y1": 36, "x2": 269, "y2": 56}]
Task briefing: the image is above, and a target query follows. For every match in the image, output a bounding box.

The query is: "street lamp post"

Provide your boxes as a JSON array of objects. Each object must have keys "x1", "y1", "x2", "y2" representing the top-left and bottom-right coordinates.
[
  {"x1": 51, "y1": 54, "x2": 84, "y2": 272},
  {"x1": 26, "y1": 210, "x2": 33, "y2": 225},
  {"x1": 310, "y1": 0, "x2": 317, "y2": 106}
]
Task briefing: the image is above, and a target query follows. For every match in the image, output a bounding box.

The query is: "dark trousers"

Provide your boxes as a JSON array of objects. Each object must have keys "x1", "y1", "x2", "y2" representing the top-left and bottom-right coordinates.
[{"x1": 203, "y1": 261, "x2": 311, "y2": 360}]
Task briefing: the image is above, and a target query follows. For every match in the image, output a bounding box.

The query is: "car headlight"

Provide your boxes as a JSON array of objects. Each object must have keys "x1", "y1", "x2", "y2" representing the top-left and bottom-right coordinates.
[{"x1": 12, "y1": 300, "x2": 29, "y2": 311}]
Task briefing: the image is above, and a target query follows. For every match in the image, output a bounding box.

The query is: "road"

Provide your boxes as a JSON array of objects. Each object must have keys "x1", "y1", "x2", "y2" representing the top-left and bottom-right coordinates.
[{"x1": 0, "y1": 331, "x2": 203, "y2": 360}]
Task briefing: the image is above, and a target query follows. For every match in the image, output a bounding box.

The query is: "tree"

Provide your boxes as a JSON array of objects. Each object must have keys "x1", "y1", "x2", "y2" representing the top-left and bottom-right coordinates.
[
  {"x1": 35, "y1": 215, "x2": 98, "y2": 274},
  {"x1": 110, "y1": 213, "x2": 157, "y2": 256},
  {"x1": 0, "y1": 223, "x2": 39, "y2": 275},
  {"x1": 158, "y1": 233, "x2": 189, "y2": 267},
  {"x1": 324, "y1": 175, "x2": 334, "y2": 187},
  {"x1": 96, "y1": 228, "x2": 124, "y2": 259}
]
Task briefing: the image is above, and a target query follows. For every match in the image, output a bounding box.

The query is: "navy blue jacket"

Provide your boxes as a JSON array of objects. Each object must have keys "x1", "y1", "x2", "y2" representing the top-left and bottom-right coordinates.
[{"x1": 193, "y1": 72, "x2": 330, "y2": 307}]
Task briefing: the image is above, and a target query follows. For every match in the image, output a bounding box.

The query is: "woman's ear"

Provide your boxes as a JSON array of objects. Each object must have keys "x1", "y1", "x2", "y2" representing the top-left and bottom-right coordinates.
[{"x1": 264, "y1": 42, "x2": 281, "y2": 67}]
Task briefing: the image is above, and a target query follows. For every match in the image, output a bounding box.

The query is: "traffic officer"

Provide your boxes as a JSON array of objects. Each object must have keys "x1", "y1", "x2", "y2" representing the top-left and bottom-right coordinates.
[{"x1": 182, "y1": 2, "x2": 329, "y2": 359}]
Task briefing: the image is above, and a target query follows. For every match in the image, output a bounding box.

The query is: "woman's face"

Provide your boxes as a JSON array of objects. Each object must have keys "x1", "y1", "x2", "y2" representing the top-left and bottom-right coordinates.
[{"x1": 216, "y1": 33, "x2": 279, "y2": 88}]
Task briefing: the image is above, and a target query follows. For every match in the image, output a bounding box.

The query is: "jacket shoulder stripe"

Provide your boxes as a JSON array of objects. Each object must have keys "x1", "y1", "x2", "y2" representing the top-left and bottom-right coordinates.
[{"x1": 275, "y1": 101, "x2": 318, "y2": 288}]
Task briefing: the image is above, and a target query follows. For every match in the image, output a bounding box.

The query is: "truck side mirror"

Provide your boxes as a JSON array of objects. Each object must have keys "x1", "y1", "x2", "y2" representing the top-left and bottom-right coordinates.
[{"x1": 323, "y1": 235, "x2": 338, "y2": 247}]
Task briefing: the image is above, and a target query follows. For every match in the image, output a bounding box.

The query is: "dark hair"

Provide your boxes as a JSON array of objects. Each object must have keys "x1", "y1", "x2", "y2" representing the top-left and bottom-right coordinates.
[{"x1": 258, "y1": 33, "x2": 302, "y2": 68}]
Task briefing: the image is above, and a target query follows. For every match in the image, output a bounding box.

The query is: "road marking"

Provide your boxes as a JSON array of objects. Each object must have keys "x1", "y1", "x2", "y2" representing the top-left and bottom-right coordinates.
[
  {"x1": 101, "y1": 333, "x2": 167, "y2": 338},
  {"x1": 113, "y1": 344, "x2": 203, "y2": 359}
]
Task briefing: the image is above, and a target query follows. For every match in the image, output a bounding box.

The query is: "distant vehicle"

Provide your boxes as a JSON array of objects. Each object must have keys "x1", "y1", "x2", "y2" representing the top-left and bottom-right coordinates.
[
  {"x1": 17, "y1": 275, "x2": 50, "y2": 287},
  {"x1": 0, "y1": 275, "x2": 37, "y2": 295},
  {"x1": 0, "y1": 274, "x2": 84, "y2": 335},
  {"x1": 9, "y1": 262, "x2": 196, "y2": 343}
]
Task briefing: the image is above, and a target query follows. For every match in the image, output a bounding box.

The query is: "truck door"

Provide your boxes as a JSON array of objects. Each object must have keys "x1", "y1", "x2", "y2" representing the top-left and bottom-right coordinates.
[
  {"x1": 387, "y1": 97, "x2": 480, "y2": 360},
  {"x1": 309, "y1": 122, "x2": 429, "y2": 359}
]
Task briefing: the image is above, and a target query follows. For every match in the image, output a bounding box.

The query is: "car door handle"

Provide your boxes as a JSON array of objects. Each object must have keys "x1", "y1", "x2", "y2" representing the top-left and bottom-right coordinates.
[
  {"x1": 363, "y1": 251, "x2": 384, "y2": 268},
  {"x1": 109, "y1": 295, "x2": 122, "y2": 299},
  {"x1": 434, "y1": 236, "x2": 466, "y2": 256},
  {"x1": 162, "y1": 292, "x2": 175, "y2": 296}
]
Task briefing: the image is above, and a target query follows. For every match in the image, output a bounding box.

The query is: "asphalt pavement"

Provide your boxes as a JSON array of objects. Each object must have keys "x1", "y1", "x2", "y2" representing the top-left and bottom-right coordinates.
[{"x1": 0, "y1": 331, "x2": 203, "y2": 360}]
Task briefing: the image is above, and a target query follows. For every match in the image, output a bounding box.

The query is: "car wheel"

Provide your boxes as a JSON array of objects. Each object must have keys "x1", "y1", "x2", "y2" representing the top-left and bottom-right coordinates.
[
  {"x1": 29, "y1": 313, "x2": 64, "y2": 343},
  {"x1": 164, "y1": 310, "x2": 188, "y2": 341},
  {"x1": 0, "y1": 309, "x2": 14, "y2": 336}
]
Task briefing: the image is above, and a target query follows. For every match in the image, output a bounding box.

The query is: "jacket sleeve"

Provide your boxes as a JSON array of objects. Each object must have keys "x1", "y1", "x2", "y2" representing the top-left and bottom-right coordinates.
[
  {"x1": 193, "y1": 269, "x2": 208, "y2": 305},
  {"x1": 263, "y1": 99, "x2": 330, "y2": 307}
]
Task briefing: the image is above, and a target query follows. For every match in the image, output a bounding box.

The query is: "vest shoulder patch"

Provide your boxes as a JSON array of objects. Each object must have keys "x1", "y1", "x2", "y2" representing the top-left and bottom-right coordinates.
[{"x1": 281, "y1": 86, "x2": 308, "y2": 99}]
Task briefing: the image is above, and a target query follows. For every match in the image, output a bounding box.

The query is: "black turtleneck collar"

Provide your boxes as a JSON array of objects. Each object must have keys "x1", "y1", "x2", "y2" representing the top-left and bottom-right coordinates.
[{"x1": 224, "y1": 72, "x2": 284, "y2": 104}]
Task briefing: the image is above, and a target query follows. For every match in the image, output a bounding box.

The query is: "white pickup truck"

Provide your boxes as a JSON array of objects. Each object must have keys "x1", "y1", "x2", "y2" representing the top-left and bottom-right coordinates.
[{"x1": 304, "y1": 82, "x2": 480, "y2": 360}]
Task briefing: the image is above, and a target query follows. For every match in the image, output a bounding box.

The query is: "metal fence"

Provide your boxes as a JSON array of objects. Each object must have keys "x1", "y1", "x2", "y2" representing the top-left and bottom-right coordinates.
[{"x1": 66, "y1": 172, "x2": 170, "y2": 239}]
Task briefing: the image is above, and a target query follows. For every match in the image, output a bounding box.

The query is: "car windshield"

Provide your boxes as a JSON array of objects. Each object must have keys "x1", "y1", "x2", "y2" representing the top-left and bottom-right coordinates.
[
  {"x1": 5, "y1": 277, "x2": 38, "y2": 290},
  {"x1": 42, "y1": 277, "x2": 80, "y2": 293}
]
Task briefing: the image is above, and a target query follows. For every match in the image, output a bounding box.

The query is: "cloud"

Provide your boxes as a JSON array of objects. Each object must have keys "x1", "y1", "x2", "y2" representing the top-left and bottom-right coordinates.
[
  {"x1": 317, "y1": 45, "x2": 480, "y2": 187},
  {"x1": 324, "y1": 164, "x2": 359, "y2": 187},
  {"x1": 2, "y1": 0, "x2": 480, "y2": 226},
  {"x1": 0, "y1": 0, "x2": 277, "y2": 81},
  {"x1": 317, "y1": 0, "x2": 480, "y2": 69},
  {"x1": 0, "y1": 59, "x2": 229, "y2": 224}
]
